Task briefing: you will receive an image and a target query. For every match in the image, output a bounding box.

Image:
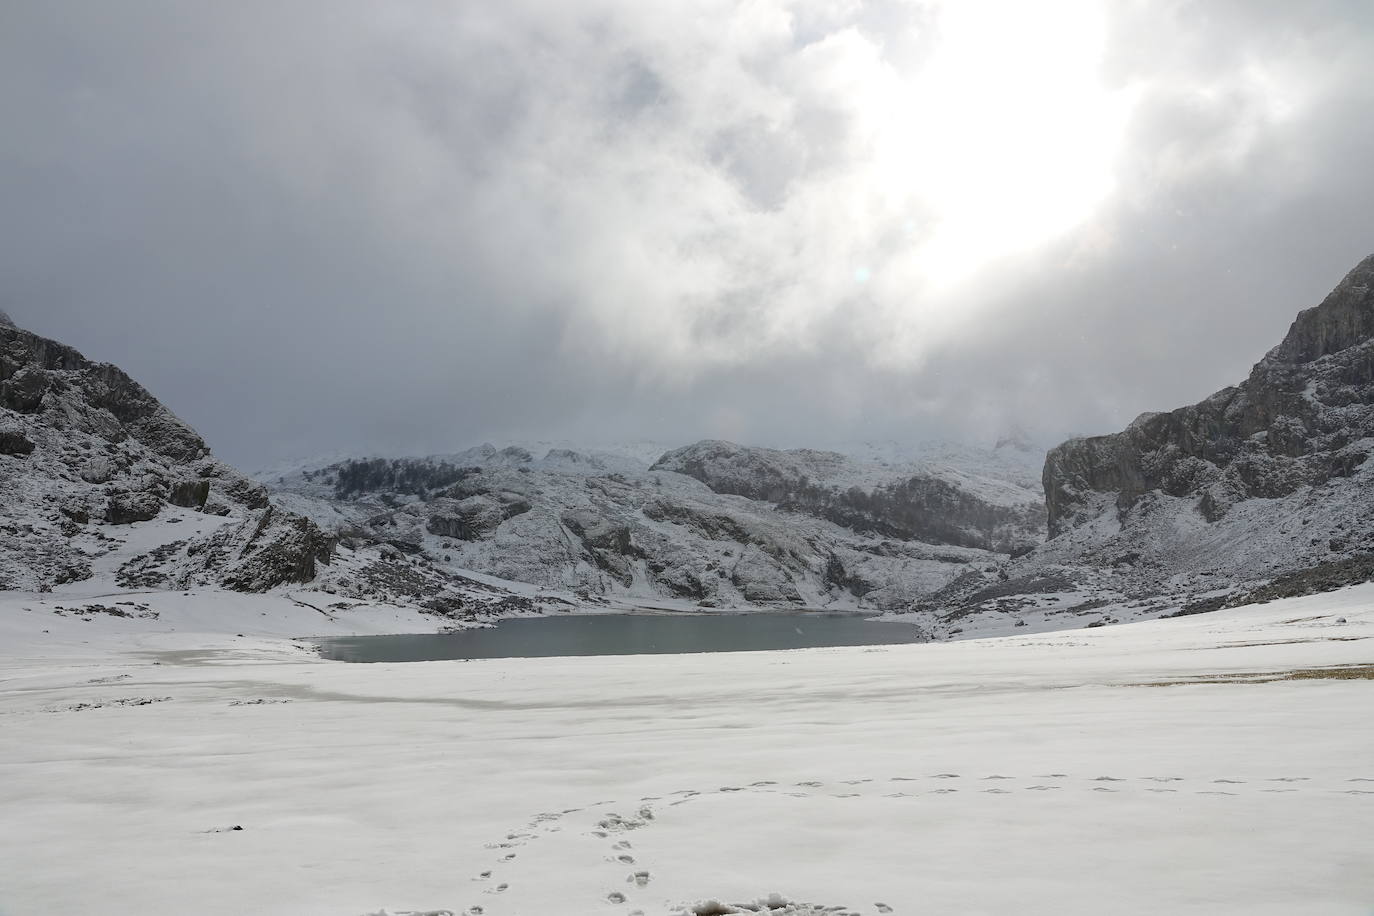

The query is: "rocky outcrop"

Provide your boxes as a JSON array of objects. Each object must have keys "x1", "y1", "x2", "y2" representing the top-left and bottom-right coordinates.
[
  {"x1": 0, "y1": 321, "x2": 333, "y2": 593},
  {"x1": 1029, "y1": 253, "x2": 1374, "y2": 603},
  {"x1": 0, "y1": 429, "x2": 34, "y2": 456},
  {"x1": 105, "y1": 491, "x2": 163, "y2": 525},
  {"x1": 1046, "y1": 254, "x2": 1374, "y2": 537}
]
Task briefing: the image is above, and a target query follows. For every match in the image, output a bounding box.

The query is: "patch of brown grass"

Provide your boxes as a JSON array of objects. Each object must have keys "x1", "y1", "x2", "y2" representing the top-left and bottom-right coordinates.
[{"x1": 1130, "y1": 664, "x2": 1374, "y2": 687}]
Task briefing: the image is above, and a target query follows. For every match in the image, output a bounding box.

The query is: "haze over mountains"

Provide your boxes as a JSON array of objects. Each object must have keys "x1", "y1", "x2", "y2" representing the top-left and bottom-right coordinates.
[{"x1": 4, "y1": 254, "x2": 1374, "y2": 638}]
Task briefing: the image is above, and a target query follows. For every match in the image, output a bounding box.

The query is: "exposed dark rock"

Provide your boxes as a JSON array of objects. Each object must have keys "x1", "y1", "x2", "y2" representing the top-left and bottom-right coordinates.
[
  {"x1": 169, "y1": 478, "x2": 211, "y2": 509},
  {"x1": 215, "y1": 508, "x2": 336, "y2": 592},
  {"x1": 562, "y1": 509, "x2": 637, "y2": 586},
  {"x1": 427, "y1": 493, "x2": 529, "y2": 540},
  {"x1": 106, "y1": 491, "x2": 162, "y2": 525},
  {"x1": 561, "y1": 509, "x2": 634, "y2": 553},
  {"x1": 823, "y1": 553, "x2": 874, "y2": 597},
  {"x1": 0, "y1": 429, "x2": 34, "y2": 456}
]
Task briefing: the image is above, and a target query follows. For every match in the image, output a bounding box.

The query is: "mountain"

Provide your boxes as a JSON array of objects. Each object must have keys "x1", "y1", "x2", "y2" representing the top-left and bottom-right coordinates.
[
  {"x1": 652, "y1": 440, "x2": 1042, "y2": 555},
  {"x1": 266, "y1": 439, "x2": 1046, "y2": 610},
  {"x1": 895, "y1": 252, "x2": 1374, "y2": 638},
  {"x1": 0, "y1": 318, "x2": 549, "y2": 620}
]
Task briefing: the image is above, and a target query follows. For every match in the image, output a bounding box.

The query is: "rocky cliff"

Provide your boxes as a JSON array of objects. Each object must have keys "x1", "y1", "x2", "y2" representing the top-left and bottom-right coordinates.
[
  {"x1": 1038, "y1": 252, "x2": 1374, "y2": 584},
  {"x1": 0, "y1": 319, "x2": 334, "y2": 592}
]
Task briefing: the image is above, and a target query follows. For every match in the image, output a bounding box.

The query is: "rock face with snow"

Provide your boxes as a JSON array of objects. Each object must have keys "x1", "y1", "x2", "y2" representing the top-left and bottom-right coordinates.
[
  {"x1": 1039, "y1": 253, "x2": 1374, "y2": 582},
  {"x1": 1046, "y1": 254, "x2": 1374, "y2": 537},
  {"x1": 268, "y1": 440, "x2": 1046, "y2": 610},
  {"x1": 879, "y1": 254, "x2": 1374, "y2": 642},
  {"x1": 0, "y1": 318, "x2": 551, "y2": 620},
  {"x1": 0, "y1": 318, "x2": 334, "y2": 593}
]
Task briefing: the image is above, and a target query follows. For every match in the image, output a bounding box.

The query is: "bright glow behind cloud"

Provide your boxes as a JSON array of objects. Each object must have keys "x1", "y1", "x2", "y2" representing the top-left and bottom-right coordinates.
[
  {"x1": 5, "y1": 0, "x2": 1374, "y2": 463},
  {"x1": 874, "y1": 0, "x2": 1132, "y2": 288}
]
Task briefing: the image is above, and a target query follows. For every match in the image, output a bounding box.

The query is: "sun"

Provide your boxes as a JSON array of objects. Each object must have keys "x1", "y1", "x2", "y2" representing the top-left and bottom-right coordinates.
[{"x1": 866, "y1": 0, "x2": 1134, "y2": 289}]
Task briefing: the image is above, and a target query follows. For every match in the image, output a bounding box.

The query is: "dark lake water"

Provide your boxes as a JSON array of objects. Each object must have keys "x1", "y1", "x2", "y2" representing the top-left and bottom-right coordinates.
[{"x1": 314, "y1": 612, "x2": 925, "y2": 662}]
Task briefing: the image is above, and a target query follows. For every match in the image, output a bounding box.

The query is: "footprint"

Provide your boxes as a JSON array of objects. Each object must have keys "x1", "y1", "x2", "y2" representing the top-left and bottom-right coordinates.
[
  {"x1": 876, "y1": 905, "x2": 893, "y2": 914},
  {"x1": 1092, "y1": 787, "x2": 1117, "y2": 793},
  {"x1": 1094, "y1": 776, "x2": 1124, "y2": 782},
  {"x1": 617, "y1": 854, "x2": 635, "y2": 865},
  {"x1": 1198, "y1": 790, "x2": 1237, "y2": 795},
  {"x1": 1268, "y1": 777, "x2": 1309, "y2": 783},
  {"x1": 629, "y1": 871, "x2": 651, "y2": 888},
  {"x1": 1146, "y1": 788, "x2": 1179, "y2": 793},
  {"x1": 982, "y1": 788, "x2": 1010, "y2": 794},
  {"x1": 465, "y1": 908, "x2": 484, "y2": 916},
  {"x1": 1144, "y1": 777, "x2": 1184, "y2": 783},
  {"x1": 931, "y1": 788, "x2": 958, "y2": 795},
  {"x1": 1035, "y1": 774, "x2": 1068, "y2": 779},
  {"x1": 613, "y1": 841, "x2": 632, "y2": 850},
  {"x1": 796, "y1": 781, "x2": 823, "y2": 787},
  {"x1": 1025, "y1": 785, "x2": 1060, "y2": 792},
  {"x1": 608, "y1": 891, "x2": 627, "y2": 904},
  {"x1": 1213, "y1": 779, "x2": 1244, "y2": 785},
  {"x1": 474, "y1": 871, "x2": 492, "y2": 881},
  {"x1": 932, "y1": 774, "x2": 960, "y2": 779},
  {"x1": 982, "y1": 775, "x2": 1013, "y2": 781},
  {"x1": 750, "y1": 781, "x2": 778, "y2": 787},
  {"x1": 501, "y1": 854, "x2": 516, "y2": 862}
]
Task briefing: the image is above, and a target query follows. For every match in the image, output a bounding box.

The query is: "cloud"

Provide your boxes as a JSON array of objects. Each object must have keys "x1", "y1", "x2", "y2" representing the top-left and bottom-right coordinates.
[{"x1": 2, "y1": 0, "x2": 1373, "y2": 465}]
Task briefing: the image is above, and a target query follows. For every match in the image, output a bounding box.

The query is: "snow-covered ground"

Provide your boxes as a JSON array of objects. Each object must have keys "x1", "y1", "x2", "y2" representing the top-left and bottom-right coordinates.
[{"x1": 1, "y1": 586, "x2": 1372, "y2": 915}]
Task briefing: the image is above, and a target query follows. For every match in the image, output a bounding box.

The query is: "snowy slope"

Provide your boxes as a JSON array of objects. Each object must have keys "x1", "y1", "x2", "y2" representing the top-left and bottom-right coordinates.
[
  {"x1": 264, "y1": 440, "x2": 1046, "y2": 611},
  {"x1": 0, "y1": 583, "x2": 1370, "y2": 914}
]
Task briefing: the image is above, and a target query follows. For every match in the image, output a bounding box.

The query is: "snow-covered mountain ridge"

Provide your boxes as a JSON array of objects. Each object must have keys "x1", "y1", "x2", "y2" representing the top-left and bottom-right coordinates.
[
  {"x1": 264, "y1": 437, "x2": 1046, "y2": 610},
  {"x1": 0, "y1": 318, "x2": 562, "y2": 621},
  {"x1": 898, "y1": 252, "x2": 1374, "y2": 638}
]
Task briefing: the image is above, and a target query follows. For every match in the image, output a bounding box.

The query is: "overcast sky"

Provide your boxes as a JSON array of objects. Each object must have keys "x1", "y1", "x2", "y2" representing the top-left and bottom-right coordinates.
[{"x1": 3, "y1": 1, "x2": 1373, "y2": 468}]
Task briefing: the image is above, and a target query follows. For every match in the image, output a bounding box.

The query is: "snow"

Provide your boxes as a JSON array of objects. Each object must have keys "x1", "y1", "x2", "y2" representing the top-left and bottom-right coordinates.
[
  {"x1": 1, "y1": 585, "x2": 1372, "y2": 915},
  {"x1": 262, "y1": 439, "x2": 1042, "y2": 612}
]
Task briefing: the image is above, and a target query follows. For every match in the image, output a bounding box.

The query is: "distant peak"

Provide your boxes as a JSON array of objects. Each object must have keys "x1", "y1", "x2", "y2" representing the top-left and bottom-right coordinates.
[
  {"x1": 0, "y1": 308, "x2": 16, "y2": 329},
  {"x1": 1270, "y1": 252, "x2": 1374, "y2": 364}
]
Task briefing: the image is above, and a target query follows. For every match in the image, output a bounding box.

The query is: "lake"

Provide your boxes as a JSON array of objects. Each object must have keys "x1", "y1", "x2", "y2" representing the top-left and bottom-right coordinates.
[{"x1": 314, "y1": 611, "x2": 926, "y2": 662}]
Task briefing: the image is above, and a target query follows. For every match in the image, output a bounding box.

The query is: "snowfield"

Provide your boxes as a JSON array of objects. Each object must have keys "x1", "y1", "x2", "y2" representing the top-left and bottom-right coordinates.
[{"x1": 1, "y1": 586, "x2": 1372, "y2": 915}]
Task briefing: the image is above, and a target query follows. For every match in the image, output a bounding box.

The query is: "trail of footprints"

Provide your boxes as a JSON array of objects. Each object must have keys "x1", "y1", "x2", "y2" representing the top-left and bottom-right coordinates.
[{"x1": 462, "y1": 773, "x2": 1374, "y2": 915}]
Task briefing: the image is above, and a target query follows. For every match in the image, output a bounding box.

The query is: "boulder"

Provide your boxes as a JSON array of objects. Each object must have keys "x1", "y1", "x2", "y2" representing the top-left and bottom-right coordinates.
[
  {"x1": 169, "y1": 478, "x2": 211, "y2": 509},
  {"x1": 106, "y1": 491, "x2": 162, "y2": 525},
  {"x1": 0, "y1": 429, "x2": 34, "y2": 456}
]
